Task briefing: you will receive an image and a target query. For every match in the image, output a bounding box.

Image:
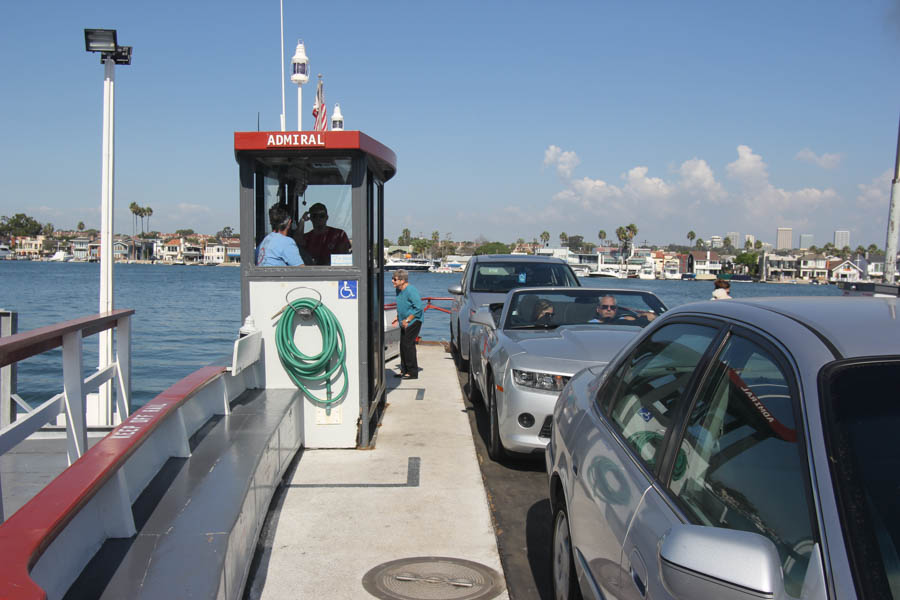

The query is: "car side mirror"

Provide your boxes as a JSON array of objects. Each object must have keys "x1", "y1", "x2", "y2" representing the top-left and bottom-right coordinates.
[
  {"x1": 659, "y1": 525, "x2": 789, "y2": 600},
  {"x1": 448, "y1": 284, "x2": 463, "y2": 295},
  {"x1": 469, "y1": 306, "x2": 496, "y2": 329}
]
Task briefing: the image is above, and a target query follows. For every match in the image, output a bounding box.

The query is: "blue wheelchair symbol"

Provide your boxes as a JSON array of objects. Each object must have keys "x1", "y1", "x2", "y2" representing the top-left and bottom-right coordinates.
[
  {"x1": 338, "y1": 280, "x2": 357, "y2": 299},
  {"x1": 638, "y1": 407, "x2": 653, "y2": 422}
]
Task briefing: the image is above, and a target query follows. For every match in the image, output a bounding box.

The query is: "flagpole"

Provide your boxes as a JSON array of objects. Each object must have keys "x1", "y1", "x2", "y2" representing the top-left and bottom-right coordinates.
[{"x1": 279, "y1": 0, "x2": 286, "y2": 131}]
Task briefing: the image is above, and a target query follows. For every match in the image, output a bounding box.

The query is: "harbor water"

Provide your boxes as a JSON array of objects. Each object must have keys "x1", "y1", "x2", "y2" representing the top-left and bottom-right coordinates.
[{"x1": 0, "y1": 261, "x2": 842, "y2": 408}]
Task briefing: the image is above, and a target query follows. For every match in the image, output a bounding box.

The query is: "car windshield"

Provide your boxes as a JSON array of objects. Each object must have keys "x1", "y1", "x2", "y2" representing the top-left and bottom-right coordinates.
[
  {"x1": 504, "y1": 289, "x2": 666, "y2": 329},
  {"x1": 821, "y1": 360, "x2": 900, "y2": 599},
  {"x1": 470, "y1": 262, "x2": 578, "y2": 293}
]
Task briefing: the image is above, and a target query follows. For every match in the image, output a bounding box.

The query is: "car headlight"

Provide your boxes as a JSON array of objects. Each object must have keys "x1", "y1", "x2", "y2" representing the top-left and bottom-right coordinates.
[{"x1": 513, "y1": 369, "x2": 570, "y2": 392}]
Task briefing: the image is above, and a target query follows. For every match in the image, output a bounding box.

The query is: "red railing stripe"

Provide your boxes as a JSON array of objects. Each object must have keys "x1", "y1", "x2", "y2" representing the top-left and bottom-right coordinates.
[{"x1": 0, "y1": 364, "x2": 226, "y2": 599}]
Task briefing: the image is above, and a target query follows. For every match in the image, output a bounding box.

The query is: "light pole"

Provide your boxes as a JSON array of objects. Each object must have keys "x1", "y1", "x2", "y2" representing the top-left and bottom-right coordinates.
[
  {"x1": 85, "y1": 28, "x2": 131, "y2": 424},
  {"x1": 883, "y1": 115, "x2": 900, "y2": 284},
  {"x1": 291, "y1": 41, "x2": 310, "y2": 130}
]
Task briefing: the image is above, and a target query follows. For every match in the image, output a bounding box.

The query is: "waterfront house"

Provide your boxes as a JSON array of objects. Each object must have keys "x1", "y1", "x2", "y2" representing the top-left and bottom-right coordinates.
[
  {"x1": 759, "y1": 252, "x2": 799, "y2": 281},
  {"x1": 204, "y1": 242, "x2": 226, "y2": 265},
  {"x1": 687, "y1": 250, "x2": 722, "y2": 278},
  {"x1": 161, "y1": 239, "x2": 183, "y2": 263},
  {"x1": 14, "y1": 235, "x2": 44, "y2": 259},
  {"x1": 827, "y1": 259, "x2": 864, "y2": 283},
  {"x1": 798, "y1": 253, "x2": 829, "y2": 282},
  {"x1": 183, "y1": 241, "x2": 202, "y2": 264},
  {"x1": 71, "y1": 237, "x2": 91, "y2": 261},
  {"x1": 226, "y1": 243, "x2": 241, "y2": 263},
  {"x1": 113, "y1": 238, "x2": 131, "y2": 261}
]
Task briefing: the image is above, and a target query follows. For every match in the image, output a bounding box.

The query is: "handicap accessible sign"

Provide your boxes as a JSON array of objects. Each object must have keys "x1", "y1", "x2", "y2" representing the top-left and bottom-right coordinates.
[{"x1": 338, "y1": 280, "x2": 357, "y2": 299}]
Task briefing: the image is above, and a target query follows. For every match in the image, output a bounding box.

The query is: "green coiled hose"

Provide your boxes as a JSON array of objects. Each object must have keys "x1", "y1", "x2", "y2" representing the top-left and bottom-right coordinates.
[{"x1": 274, "y1": 297, "x2": 348, "y2": 412}]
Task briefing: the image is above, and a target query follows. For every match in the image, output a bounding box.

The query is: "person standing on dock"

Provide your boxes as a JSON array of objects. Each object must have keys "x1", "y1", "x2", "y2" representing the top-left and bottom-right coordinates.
[
  {"x1": 393, "y1": 269, "x2": 424, "y2": 379},
  {"x1": 257, "y1": 205, "x2": 304, "y2": 266}
]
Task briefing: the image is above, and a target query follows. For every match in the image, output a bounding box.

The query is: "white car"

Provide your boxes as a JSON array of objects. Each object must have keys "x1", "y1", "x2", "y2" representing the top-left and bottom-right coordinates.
[{"x1": 468, "y1": 286, "x2": 666, "y2": 460}]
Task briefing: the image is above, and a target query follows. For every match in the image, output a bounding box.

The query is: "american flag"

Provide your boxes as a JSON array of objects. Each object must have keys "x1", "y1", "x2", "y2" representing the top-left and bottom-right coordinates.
[{"x1": 312, "y1": 78, "x2": 327, "y2": 132}]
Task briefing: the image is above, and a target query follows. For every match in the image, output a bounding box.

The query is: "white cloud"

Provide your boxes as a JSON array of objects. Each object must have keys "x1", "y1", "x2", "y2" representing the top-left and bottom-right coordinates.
[
  {"x1": 795, "y1": 148, "x2": 842, "y2": 169},
  {"x1": 623, "y1": 166, "x2": 673, "y2": 199},
  {"x1": 856, "y1": 170, "x2": 892, "y2": 206},
  {"x1": 726, "y1": 144, "x2": 768, "y2": 183},
  {"x1": 543, "y1": 145, "x2": 581, "y2": 178},
  {"x1": 678, "y1": 158, "x2": 726, "y2": 201}
]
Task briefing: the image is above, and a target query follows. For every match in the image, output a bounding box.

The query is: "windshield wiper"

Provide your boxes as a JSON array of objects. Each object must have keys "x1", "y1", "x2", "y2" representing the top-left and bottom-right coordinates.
[{"x1": 507, "y1": 323, "x2": 560, "y2": 330}]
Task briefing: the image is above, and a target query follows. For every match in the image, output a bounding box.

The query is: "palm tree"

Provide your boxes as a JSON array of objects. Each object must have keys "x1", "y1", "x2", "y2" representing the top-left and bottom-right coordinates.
[
  {"x1": 598, "y1": 230, "x2": 606, "y2": 246},
  {"x1": 144, "y1": 206, "x2": 153, "y2": 235},
  {"x1": 540, "y1": 231, "x2": 550, "y2": 247},
  {"x1": 754, "y1": 239, "x2": 762, "y2": 250},
  {"x1": 687, "y1": 230, "x2": 696, "y2": 246},
  {"x1": 431, "y1": 230, "x2": 440, "y2": 259},
  {"x1": 129, "y1": 202, "x2": 140, "y2": 259},
  {"x1": 559, "y1": 232, "x2": 568, "y2": 247},
  {"x1": 744, "y1": 239, "x2": 752, "y2": 251},
  {"x1": 77, "y1": 221, "x2": 85, "y2": 232},
  {"x1": 696, "y1": 238, "x2": 705, "y2": 249}
]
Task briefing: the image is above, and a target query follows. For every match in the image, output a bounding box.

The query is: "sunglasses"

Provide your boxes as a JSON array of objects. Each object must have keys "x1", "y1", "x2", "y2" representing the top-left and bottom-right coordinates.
[{"x1": 600, "y1": 304, "x2": 617, "y2": 310}]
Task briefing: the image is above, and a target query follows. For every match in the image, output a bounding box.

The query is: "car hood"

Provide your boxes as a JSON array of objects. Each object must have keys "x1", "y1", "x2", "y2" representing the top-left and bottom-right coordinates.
[{"x1": 503, "y1": 326, "x2": 640, "y2": 374}]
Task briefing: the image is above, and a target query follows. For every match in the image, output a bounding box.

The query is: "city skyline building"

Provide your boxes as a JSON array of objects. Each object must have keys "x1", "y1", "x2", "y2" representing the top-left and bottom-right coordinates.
[
  {"x1": 710, "y1": 235, "x2": 723, "y2": 248},
  {"x1": 744, "y1": 234, "x2": 756, "y2": 248},
  {"x1": 776, "y1": 227, "x2": 793, "y2": 250},
  {"x1": 834, "y1": 230, "x2": 850, "y2": 249},
  {"x1": 726, "y1": 231, "x2": 740, "y2": 248},
  {"x1": 799, "y1": 233, "x2": 813, "y2": 250}
]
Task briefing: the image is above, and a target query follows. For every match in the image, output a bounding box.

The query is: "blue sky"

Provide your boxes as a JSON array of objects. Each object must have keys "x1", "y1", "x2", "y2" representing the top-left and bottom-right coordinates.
[{"x1": 1, "y1": 0, "x2": 898, "y2": 249}]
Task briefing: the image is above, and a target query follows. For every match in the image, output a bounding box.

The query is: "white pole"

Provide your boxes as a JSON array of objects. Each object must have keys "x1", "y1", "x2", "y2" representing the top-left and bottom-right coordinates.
[
  {"x1": 883, "y1": 115, "x2": 900, "y2": 284},
  {"x1": 297, "y1": 85, "x2": 303, "y2": 131},
  {"x1": 99, "y1": 57, "x2": 115, "y2": 421},
  {"x1": 279, "y1": 0, "x2": 286, "y2": 132}
]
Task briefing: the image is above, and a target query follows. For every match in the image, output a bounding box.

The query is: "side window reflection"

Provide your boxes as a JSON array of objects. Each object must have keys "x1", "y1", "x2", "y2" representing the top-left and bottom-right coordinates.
[
  {"x1": 671, "y1": 335, "x2": 813, "y2": 597},
  {"x1": 608, "y1": 324, "x2": 717, "y2": 472}
]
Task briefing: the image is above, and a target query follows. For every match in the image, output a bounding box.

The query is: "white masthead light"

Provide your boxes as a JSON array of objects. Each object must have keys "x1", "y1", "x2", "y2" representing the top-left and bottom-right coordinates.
[
  {"x1": 331, "y1": 103, "x2": 344, "y2": 131},
  {"x1": 290, "y1": 41, "x2": 310, "y2": 130}
]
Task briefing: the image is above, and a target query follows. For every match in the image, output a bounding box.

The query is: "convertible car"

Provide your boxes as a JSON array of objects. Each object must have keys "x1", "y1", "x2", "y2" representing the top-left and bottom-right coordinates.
[{"x1": 467, "y1": 287, "x2": 667, "y2": 460}]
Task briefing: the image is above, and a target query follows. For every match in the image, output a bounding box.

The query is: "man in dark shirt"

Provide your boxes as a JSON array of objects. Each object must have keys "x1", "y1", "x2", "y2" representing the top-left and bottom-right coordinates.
[{"x1": 294, "y1": 202, "x2": 350, "y2": 265}]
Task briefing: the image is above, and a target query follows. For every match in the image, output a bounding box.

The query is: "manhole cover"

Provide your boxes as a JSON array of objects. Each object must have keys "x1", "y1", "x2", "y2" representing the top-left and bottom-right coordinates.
[{"x1": 362, "y1": 556, "x2": 505, "y2": 600}]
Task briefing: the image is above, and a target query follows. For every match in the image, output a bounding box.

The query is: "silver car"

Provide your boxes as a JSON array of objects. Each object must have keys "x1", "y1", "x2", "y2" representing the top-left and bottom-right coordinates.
[
  {"x1": 448, "y1": 254, "x2": 580, "y2": 371},
  {"x1": 546, "y1": 297, "x2": 900, "y2": 600},
  {"x1": 468, "y1": 287, "x2": 666, "y2": 461}
]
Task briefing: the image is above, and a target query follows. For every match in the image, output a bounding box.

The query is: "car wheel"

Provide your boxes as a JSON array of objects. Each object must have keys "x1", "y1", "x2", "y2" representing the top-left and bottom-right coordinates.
[
  {"x1": 487, "y1": 375, "x2": 505, "y2": 461},
  {"x1": 467, "y1": 361, "x2": 482, "y2": 404},
  {"x1": 552, "y1": 502, "x2": 583, "y2": 600}
]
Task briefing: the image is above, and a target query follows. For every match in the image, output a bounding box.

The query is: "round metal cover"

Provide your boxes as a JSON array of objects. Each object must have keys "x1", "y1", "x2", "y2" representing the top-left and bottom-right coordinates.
[{"x1": 362, "y1": 556, "x2": 506, "y2": 600}]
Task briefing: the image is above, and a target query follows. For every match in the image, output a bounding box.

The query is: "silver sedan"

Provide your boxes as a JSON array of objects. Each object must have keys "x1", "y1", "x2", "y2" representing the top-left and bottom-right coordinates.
[
  {"x1": 448, "y1": 254, "x2": 580, "y2": 371},
  {"x1": 468, "y1": 287, "x2": 666, "y2": 461},
  {"x1": 546, "y1": 296, "x2": 900, "y2": 600}
]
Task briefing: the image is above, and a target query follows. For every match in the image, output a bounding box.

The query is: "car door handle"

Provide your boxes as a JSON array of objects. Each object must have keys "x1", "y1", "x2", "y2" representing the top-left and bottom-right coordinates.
[{"x1": 630, "y1": 566, "x2": 646, "y2": 597}]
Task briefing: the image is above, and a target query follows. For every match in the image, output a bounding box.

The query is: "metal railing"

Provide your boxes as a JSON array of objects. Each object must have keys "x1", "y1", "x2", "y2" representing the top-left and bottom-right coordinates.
[{"x1": 0, "y1": 309, "x2": 134, "y2": 522}]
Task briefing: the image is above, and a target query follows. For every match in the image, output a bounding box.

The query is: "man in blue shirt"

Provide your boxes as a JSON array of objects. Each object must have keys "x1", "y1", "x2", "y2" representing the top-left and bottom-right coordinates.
[
  {"x1": 393, "y1": 269, "x2": 424, "y2": 379},
  {"x1": 256, "y1": 205, "x2": 304, "y2": 267}
]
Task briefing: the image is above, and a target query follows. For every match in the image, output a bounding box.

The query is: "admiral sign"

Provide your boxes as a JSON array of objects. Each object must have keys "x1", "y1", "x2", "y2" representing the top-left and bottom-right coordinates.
[{"x1": 266, "y1": 133, "x2": 325, "y2": 147}]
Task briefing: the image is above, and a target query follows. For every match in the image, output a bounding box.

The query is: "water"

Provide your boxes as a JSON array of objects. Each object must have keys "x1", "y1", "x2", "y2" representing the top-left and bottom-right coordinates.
[{"x1": 1, "y1": 262, "x2": 840, "y2": 408}]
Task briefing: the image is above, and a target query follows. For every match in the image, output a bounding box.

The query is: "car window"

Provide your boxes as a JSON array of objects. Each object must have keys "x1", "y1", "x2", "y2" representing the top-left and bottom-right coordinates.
[
  {"x1": 470, "y1": 262, "x2": 578, "y2": 292},
  {"x1": 670, "y1": 334, "x2": 813, "y2": 597},
  {"x1": 608, "y1": 323, "x2": 718, "y2": 473},
  {"x1": 821, "y1": 360, "x2": 900, "y2": 599}
]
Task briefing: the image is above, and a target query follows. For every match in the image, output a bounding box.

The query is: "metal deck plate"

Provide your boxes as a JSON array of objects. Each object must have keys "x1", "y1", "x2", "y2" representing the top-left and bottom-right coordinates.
[{"x1": 362, "y1": 556, "x2": 505, "y2": 600}]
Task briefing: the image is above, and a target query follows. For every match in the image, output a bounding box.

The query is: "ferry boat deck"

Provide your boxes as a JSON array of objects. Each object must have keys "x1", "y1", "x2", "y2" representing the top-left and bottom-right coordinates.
[{"x1": 1, "y1": 344, "x2": 509, "y2": 599}]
